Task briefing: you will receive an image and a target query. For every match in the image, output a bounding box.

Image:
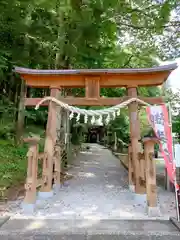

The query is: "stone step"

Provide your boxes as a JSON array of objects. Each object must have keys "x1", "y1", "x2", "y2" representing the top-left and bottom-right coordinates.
[{"x1": 0, "y1": 219, "x2": 180, "y2": 239}]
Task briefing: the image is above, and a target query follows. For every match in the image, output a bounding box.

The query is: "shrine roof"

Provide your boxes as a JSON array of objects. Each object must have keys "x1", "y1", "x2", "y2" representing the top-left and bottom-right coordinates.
[{"x1": 15, "y1": 64, "x2": 177, "y2": 75}]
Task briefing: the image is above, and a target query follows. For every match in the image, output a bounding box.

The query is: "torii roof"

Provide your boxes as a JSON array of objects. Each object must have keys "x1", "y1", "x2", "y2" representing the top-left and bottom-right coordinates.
[{"x1": 14, "y1": 63, "x2": 177, "y2": 88}]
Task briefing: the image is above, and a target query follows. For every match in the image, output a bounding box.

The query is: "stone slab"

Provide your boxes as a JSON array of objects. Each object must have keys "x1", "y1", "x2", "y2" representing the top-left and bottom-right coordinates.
[
  {"x1": 0, "y1": 219, "x2": 179, "y2": 233},
  {"x1": 0, "y1": 219, "x2": 180, "y2": 240},
  {"x1": 87, "y1": 235, "x2": 180, "y2": 240},
  {"x1": 1, "y1": 233, "x2": 180, "y2": 240},
  {"x1": 0, "y1": 234, "x2": 85, "y2": 240}
]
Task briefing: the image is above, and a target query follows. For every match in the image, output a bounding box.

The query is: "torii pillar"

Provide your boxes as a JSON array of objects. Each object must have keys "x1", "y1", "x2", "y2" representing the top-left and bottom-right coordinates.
[
  {"x1": 38, "y1": 88, "x2": 61, "y2": 198},
  {"x1": 128, "y1": 87, "x2": 146, "y2": 200}
]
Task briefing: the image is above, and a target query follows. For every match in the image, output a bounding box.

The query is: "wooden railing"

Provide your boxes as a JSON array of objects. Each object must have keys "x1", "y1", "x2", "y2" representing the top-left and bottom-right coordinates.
[
  {"x1": 23, "y1": 137, "x2": 82, "y2": 206},
  {"x1": 130, "y1": 138, "x2": 159, "y2": 208},
  {"x1": 118, "y1": 138, "x2": 159, "y2": 209},
  {"x1": 23, "y1": 137, "x2": 62, "y2": 205}
]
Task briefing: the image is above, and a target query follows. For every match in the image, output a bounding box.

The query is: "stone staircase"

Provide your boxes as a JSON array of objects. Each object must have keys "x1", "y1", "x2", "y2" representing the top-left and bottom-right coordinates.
[{"x1": 0, "y1": 219, "x2": 180, "y2": 239}]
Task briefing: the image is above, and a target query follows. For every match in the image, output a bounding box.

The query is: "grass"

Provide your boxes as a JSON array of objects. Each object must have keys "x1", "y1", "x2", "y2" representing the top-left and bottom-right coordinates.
[
  {"x1": 0, "y1": 139, "x2": 28, "y2": 189},
  {"x1": 0, "y1": 125, "x2": 45, "y2": 190}
]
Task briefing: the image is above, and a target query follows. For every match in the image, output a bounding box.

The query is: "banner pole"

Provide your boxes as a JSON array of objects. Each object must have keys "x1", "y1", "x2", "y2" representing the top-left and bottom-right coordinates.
[{"x1": 167, "y1": 102, "x2": 180, "y2": 221}]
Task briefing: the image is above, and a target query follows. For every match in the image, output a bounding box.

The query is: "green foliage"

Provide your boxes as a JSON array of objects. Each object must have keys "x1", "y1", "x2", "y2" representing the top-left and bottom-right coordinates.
[
  {"x1": 0, "y1": 122, "x2": 15, "y2": 140},
  {"x1": 0, "y1": 0, "x2": 179, "y2": 74},
  {"x1": 0, "y1": 139, "x2": 28, "y2": 187},
  {"x1": 138, "y1": 87, "x2": 161, "y2": 97},
  {"x1": 172, "y1": 115, "x2": 180, "y2": 134},
  {"x1": 25, "y1": 108, "x2": 48, "y2": 126},
  {"x1": 71, "y1": 118, "x2": 87, "y2": 145},
  {"x1": 107, "y1": 109, "x2": 130, "y2": 144},
  {"x1": 101, "y1": 88, "x2": 126, "y2": 97},
  {"x1": 0, "y1": 95, "x2": 16, "y2": 140},
  {"x1": 165, "y1": 88, "x2": 180, "y2": 142}
]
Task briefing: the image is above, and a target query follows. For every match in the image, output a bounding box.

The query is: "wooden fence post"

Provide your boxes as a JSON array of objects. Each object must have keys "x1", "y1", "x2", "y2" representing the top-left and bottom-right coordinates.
[
  {"x1": 22, "y1": 137, "x2": 40, "y2": 213},
  {"x1": 128, "y1": 145, "x2": 134, "y2": 192},
  {"x1": 53, "y1": 145, "x2": 61, "y2": 189},
  {"x1": 138, "y1": 151, "x2": 146, "y2": 194},
  {"x1": 143, "y1": 137, "x2": 161, "y2": 217},
  {"x1": 128, "y1": 142, "x2": 146, "y2": 196}
]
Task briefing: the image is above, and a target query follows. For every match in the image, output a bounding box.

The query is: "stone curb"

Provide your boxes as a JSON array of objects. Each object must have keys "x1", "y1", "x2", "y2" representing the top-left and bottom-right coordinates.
[
  {"x1": 112, "y1": 151, "x2": 128, "y2": 171},
  {"x1": 0, "y1": 217, "x2": 10, "y2": 228},
  {"x1": 170, "y1": 217, "x2": 180, "y2": 231}
]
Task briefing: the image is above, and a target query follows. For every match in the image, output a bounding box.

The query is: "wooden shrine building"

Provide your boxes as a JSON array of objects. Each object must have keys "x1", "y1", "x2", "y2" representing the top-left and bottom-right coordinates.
[{"x1": 15, "y1": 64, "x2": 177, "y2": 215}]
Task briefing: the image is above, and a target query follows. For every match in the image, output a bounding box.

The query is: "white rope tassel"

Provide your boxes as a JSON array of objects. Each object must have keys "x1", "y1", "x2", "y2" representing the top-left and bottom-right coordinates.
[
  {"x1": 84, "y1": 114, "x2": 88, "y2": 123},
  {"x1": 117, "y1": 109, "x2": 120, "y2": 116},
  {"x1": 91, "y1": 116, "x2": 95, "y2": 125},
  {"x1": 99, "y1": 115, "x2": 103, "y2": 125},
  {"x1": 76, "y1": 113, "x2": 80, "y2": 122},
  {"x1": 105, "y1": 114, "x2": 110, "y2": 125},
  {"x1": 113, "y1": 111, "x2": 116, "y2": 120},
  {"x1": 69, "y1": 112, "x2": 74, "y2": 120},
  {"x1": 65, "y1": 133, "x2": 68, "y2": 144}
]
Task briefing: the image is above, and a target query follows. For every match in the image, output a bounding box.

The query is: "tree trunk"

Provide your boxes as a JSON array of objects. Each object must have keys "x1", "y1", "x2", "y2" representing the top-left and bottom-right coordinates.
[{"x1": 15, "y1": 79, "x2": 26, "y2": 145}]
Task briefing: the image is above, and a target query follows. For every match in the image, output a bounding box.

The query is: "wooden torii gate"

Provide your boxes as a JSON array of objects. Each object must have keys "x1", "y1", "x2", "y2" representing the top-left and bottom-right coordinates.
[{"x1": 15, "y1": 64, "x2": 177, "y2": 213}]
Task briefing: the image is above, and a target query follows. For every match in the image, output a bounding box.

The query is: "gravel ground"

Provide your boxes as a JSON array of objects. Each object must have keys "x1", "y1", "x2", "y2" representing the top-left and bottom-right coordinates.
[{"x1": 0, "y1": 144, "x2": 177, "y2": 220}]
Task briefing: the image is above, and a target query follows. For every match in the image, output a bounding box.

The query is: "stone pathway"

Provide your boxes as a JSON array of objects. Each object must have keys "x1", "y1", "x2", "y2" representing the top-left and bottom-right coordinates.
[{"x1": 1, "y1": 144, "x2": 177, "y2": 220}]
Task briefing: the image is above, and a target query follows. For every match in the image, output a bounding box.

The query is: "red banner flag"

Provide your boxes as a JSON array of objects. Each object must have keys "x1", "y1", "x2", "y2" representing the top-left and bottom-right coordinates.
[{"x1": 146, "y1": 105, "x2": 176, "y2": 184}]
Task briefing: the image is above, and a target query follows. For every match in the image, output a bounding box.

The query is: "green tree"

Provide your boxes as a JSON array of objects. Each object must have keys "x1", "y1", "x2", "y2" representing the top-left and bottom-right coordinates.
[
  {"x1": 165, "y1": 88, "x2": 180, "y2": 142},
  {"x1": 0, "y1": 0, "x2": 179, "y2": 142}
]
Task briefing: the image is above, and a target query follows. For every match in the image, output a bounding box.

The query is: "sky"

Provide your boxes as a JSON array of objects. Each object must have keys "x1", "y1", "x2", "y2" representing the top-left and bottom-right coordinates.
[
  {"x1": 158, "y1": 57, "x2": 180, "y2": 116},
  {"x1": 159, "y1": 57, "x2": 180, "y2": 90}
]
